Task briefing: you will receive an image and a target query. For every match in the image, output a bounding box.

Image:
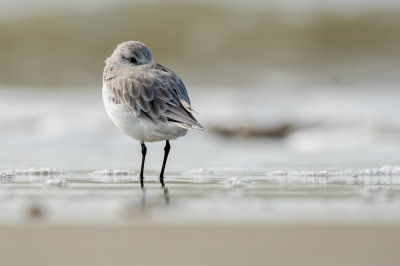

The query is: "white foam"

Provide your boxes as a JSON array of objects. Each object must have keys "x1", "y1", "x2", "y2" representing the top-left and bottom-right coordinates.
[
  {"x1": 93, "y1": 176, "x2": 138, "y2": 183},
  {"x1": 184, "y1": 169, "x2": 214, "y2": 176},
  {"x1": 224, "y1": 177, "x2": 252, "y2": 187},
  {"x1": 267, "y1": 169, "x2": 291, "y2": 176},
  {"x1": 298, "y1": 170, "x2": 334, "y2": 177},
  {"x1": 0, "y1": 168, "x2": 66, "y2": 176},
  {"x1": 90, "y1": 169, "x2": 137, "y2": 176},
  {"x1": 371, "y1": 165, "x2": 400, "y2": 175},
  {"x1": 267, "y1": 169, "x2": 334, "y2": 177},
  {"x1": 43, "y1": 177, "x2": 70, "y2": 188},
  {"x1": 336, "y1": 170, "x2": 360, "y2": 177},
  {"x1": 186, "y1": 167, "x2": 254, "y2": 176},
  {"x1": 267, "y1": 165, "x2": 400, "y2": 177}
]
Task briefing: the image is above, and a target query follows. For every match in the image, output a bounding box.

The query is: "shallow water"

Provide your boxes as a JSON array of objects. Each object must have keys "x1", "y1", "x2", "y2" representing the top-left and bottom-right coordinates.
[
  {"x1": 1, "y1": 87, "x2": 400, "y2": 225},
  {"x1": 1, "y1": 165, "x2": 400, "y2": 225}
]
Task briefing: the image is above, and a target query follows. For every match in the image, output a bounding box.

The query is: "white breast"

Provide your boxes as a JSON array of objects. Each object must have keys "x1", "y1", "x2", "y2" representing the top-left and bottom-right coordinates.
[{"x1": 102, "y1": 83, "x2": 188, "y2": 142}]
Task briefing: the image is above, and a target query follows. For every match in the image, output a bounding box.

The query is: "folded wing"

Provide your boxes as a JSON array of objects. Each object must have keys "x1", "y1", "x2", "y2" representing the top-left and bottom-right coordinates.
[{"x1": 104, "y1": 63, "x2": 204, "y2": 130}]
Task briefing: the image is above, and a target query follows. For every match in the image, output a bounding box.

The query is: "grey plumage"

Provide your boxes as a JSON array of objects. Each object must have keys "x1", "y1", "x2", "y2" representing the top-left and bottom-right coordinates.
[
  {"x1": 103, "y1": 41, "x2": 203, "y2": 181},
  {"x1": 103, "y1": 62, "x2": 204, "y2": 130}
]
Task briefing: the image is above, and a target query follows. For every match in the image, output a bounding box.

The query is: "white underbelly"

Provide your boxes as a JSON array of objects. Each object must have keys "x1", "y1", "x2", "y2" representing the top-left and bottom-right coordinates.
[{"x1": 102, "y1": 84, "x2": 187, "y2": 142}]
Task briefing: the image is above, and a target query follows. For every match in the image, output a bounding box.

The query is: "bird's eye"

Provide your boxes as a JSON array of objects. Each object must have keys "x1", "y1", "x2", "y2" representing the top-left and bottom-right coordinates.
[{"x1": 129, "y1": 57, "x2": 137, "y2": 64}]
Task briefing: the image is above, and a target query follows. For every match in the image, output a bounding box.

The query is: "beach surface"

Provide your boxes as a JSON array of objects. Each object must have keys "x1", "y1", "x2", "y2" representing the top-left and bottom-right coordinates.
[{"x1": 1, "y1": 224, "x2": 399, "y2": 266}]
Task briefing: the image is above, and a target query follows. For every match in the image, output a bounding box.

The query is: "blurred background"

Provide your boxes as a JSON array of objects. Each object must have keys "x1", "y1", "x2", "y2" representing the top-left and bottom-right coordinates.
[
  {"x1": 2, "y1": 0, "x2": 400, "y2": 87},
  {"x1": 1, "y1": 0, "x2": 400, "y2": 169},
  {"x1": 2, "y1": 3, "x2": 400, "y2": 264}
]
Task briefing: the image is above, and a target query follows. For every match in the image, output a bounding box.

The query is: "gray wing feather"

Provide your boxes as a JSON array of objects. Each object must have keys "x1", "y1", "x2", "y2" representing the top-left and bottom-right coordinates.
[
  {"x1": 154, "y1": 88, "x2": 172, "y2": 101},
  {"x1": 140, "y1": 83, "x2": 154, "y2": 101},
  {"x1": 159, "y1": 101, "x2": 168, "y2": 113},
  {"x1": 164, "y1": 110, "x2": 198, "y2": 127},
  {"x1": 135, "y1": 96, "x2": 150, "y2": 112},
  {"x1": 135, "y1": 73, "x2": 145, "y2": 83},
  {"x1": 123, "y1": 79, "x2": 132, "y2": 94},
  {"x1": 142, "y1": 76, "x2": 153, "y2": 86},
  {"x1": 152, "y1": 77, "x2": 162, "y2": 88},
  {"x1": 166, "y1": 90, "x2": 180, "y2": 106},
  {"x1": 123, "y1": 93, "x2": 130, "y2": 105},
  {"x1": 167, "y1": 105, "x2": 198, "y2": 124},
  {"x1": 131, "y1": 81, "x2": 141, "y2": 98},
  {"x1": 168, "y1": 74, "x2": 179, "y2": 84},
  {"x1": 116, "y1": 88, "x2": 123, "y2": 99},
  {"x1": 148, "y1": 100, "x2": 161, "y2": 118},
  {"x1": 171, "y1": 122, "x2": 192, "y2": 129},
  {"x1": 130, "y1": 100, "x2": 141, "y2": 116},
  {"x1": 105, "y1": 63, "x2": 204, "y2": 130}
]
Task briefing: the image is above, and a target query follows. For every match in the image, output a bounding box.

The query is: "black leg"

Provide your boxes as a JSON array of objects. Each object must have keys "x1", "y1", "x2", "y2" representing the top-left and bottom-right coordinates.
[
  {"x1": 140, "y1": 177, "x2": 145, "y2": 189},
  {"x1": 140, "y1": 142, "x2": 147, "y2": 185},
  {"x1": 159, "y1": 140, "x2": 170, "y2": 180},
  {"x1": 159, "y1": 141, "x2": 171, "y2": 205}
]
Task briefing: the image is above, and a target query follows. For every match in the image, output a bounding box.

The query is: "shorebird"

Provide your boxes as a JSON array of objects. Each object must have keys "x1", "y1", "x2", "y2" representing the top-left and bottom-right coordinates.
[{"x1": 102, "y1": 41, "x2": 204, "y2": 185}]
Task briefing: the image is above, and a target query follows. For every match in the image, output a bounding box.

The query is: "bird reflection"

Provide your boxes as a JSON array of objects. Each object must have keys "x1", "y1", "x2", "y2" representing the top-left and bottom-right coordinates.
[
  {"x1": 140, "y1": 177, "x2": 170, "y2": 205},
  {"x1": 160, "y1": 177, "x2": 170, "y2": 205},
  {"x1": 140, "y1": 177, "x2": 146, "y2": 207}
]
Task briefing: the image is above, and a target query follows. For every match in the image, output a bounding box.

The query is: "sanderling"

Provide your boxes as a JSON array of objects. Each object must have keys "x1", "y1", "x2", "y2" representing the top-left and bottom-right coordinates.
[{"x1": 102, "y1": 41, "x2": 204, "y2": 185}]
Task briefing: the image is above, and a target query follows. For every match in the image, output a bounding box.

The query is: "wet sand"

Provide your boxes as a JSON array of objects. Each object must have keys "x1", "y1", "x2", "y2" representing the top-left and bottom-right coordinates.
[{"x1": 0, "y1": 224, "x2": 399, "y2": 266}]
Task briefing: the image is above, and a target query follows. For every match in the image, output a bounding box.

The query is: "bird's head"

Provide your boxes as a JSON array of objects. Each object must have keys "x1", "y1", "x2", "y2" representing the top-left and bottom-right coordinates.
[{"x1": 106, "y1": 41, "x2": 153, "y2": 66}]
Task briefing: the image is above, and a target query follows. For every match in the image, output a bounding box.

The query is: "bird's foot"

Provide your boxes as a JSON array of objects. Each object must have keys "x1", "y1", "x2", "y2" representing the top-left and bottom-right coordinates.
[{"x1": 159, "y1": 176, "x2": 165, "y2": 187}]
